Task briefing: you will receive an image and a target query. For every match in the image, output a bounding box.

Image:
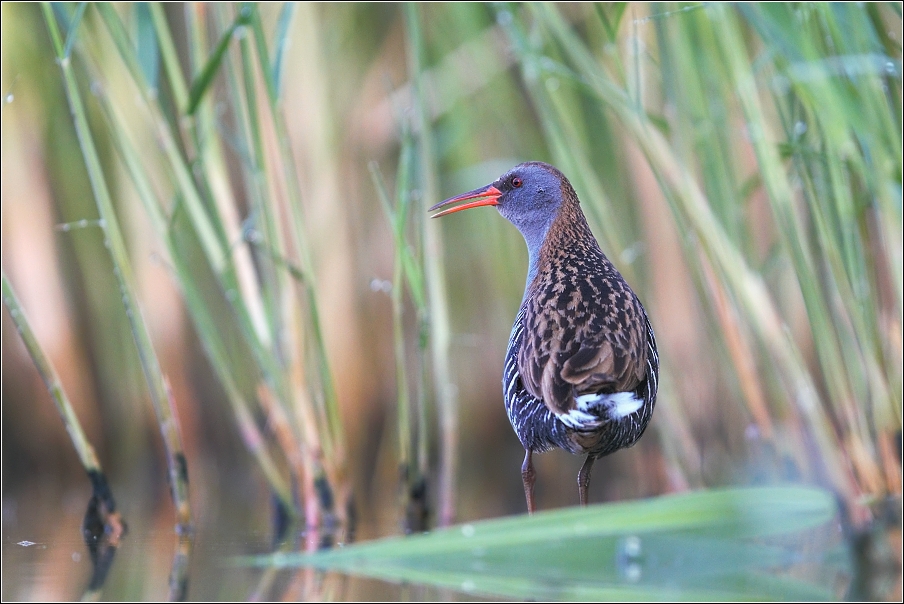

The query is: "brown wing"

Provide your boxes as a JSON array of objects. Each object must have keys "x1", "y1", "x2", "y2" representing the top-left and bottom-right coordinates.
[{"x1": 518, "y1": 266, "x2": 648, "y2": 416}]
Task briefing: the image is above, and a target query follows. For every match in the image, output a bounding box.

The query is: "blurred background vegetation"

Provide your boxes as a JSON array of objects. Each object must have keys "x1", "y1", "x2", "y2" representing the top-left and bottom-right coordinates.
[{"x1": 2, "y1": 2, "x2": 901, "y2": 600}]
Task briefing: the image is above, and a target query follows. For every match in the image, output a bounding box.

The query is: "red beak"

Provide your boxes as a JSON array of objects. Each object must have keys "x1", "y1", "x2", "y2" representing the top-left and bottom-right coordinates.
[{"x1": 429, "y1": 185, "x2": 502, "y2": 218}]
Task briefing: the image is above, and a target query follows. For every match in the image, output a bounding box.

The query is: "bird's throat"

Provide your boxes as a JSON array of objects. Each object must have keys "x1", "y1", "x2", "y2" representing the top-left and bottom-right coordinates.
[
  {"x1": 521, "y1": 202, "x2": 595, "y2": 299},
  {"x1": 522, "y1": 215, "x2": 556, "y2": 298}
]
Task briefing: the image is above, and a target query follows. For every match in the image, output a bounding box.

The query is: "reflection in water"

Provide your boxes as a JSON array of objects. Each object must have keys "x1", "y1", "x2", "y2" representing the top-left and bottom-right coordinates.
[
  {"x1": 3, "y1": 485, "x2": 899, "y2": 601},
  {"x1": 77, "y1": 472, "x2": 197, "y2": 602},
  {"x1": 81, "y1": 471, "x2": 127, "y2": 598},
  {"x1": 168, "y1": 536, "x2": 193, "y2": 602}
]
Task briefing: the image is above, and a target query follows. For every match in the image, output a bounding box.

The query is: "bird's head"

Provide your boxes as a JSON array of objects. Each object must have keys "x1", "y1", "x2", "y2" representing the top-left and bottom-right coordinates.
[{"x1": 430, "y1": 162, "x2": 576, "y2": 244}]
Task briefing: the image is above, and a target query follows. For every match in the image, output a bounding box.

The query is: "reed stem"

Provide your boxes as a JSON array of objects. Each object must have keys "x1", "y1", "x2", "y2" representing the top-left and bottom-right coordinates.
[
  {"x1": 42, "y1": 2, "x2": 192, "y2": 531},
  {"x1": 405, "y1": 2, "x2": 457, "y2": 528},
  {"x1": 2, "y1": 272, "x2": 102, "y2": 475}
]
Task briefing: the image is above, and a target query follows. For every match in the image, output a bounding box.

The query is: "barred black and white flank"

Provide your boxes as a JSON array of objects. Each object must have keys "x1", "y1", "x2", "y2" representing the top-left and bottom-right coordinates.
[{"x1": 431, "y1": 161, "x2": 659, "y2": 512}]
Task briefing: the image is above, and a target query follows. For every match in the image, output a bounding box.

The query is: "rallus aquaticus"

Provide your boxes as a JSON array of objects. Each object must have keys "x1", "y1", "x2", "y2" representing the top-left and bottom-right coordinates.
[{"x1": 430, "y1": 162, "x2": 659, "y2": 513}]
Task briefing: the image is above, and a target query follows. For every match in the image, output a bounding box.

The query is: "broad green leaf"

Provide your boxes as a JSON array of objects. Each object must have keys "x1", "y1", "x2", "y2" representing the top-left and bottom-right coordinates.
[{"x1": 252, "y1": 486, "x2": 845, "y2": 601}]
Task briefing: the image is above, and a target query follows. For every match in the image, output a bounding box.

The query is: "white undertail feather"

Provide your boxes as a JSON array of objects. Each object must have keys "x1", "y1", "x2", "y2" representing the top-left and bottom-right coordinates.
[
  {"x1": 562, "y1": 391, "x2": 644, "y2": 431},
  {"x1": 576, "y1": 391, "x2": 644, "y2": 417},
  {"x1": 557, "y1": 407, "x2": 599, "y2": 430}
]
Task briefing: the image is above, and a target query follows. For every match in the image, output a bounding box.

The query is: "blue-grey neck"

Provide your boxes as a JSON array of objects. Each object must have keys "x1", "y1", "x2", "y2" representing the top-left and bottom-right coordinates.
[{"x1": 518, "y1": 212, "x2": 557, "y2": 301}]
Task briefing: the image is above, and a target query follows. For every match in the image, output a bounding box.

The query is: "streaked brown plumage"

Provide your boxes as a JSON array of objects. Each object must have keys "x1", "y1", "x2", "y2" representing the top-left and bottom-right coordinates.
[{"x1": 431, "y1": 162, "x2": 658, "y2": 512}]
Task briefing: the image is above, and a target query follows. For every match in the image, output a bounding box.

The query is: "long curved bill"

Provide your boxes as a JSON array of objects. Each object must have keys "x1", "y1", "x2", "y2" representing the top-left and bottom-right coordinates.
[{"x1": 429, "y1": 185, "x2": 502, "y2": 218}]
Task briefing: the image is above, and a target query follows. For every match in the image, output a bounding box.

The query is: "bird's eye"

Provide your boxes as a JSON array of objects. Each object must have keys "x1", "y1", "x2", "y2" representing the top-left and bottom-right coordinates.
[{"x1": 511, "y1": 177, "x2": 523, "y2": 188}]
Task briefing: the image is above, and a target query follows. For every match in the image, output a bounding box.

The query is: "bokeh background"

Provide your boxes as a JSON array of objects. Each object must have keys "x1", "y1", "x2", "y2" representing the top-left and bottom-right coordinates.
[{"x1": 2, "y1": 2, "x2": 901, "y2": 600}]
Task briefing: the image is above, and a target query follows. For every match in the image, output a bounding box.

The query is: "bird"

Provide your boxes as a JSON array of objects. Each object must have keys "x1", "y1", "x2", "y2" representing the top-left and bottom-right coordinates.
[{"x1": 429, "y1": 161, "x2": 659, "y2": 513}]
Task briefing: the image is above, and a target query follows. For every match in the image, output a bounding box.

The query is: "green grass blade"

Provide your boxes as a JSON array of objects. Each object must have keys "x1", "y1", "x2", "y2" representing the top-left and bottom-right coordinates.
[
  {"x1": 186, "y1": 5, "x2": 254, "y2": 115},
  {"x1": 133, "y1": 2, "x2": 159, "y2": 90},
  {"x1": 247, "y1": 4, "x2": 276, "y2": 102},
  {"x1": 594, "y1": 2, "x2": 627, "y2": 43},
  {"x1": 370, "y1": 130, "x2": 428, "y2": 529},
  {"x1": 270, "y1": 2, "x2": 297, "y2": 99},
  {"x1": 2, "y1": 272, "x2": 103, "y2": 474},
  {"x1": 149, "y1": 2, "x2": 189, "y2": 111},
  {"x1": 62, "y1": 2, "x2": 86, "y2": 59},
  {"x1": 95, "y1": 4, "x2": 153, "y2": 91}
]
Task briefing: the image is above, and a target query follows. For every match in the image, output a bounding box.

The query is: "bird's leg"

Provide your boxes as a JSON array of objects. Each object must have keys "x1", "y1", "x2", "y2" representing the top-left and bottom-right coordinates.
[
  {"x1": 577, "y1": 455, "x2": 596, "y2": 506},
  {"x1": 521, "y1": 449, "x2": 536, "y2": 514}
]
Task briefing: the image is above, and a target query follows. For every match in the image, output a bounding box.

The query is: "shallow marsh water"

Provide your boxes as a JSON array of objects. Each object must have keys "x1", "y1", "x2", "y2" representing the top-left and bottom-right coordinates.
[
  {"x1": 2, "y1": 484, "x2": 879, "y2": 602},
  {"x1": 1, "y1": 491, "x2": 491, "y2": 601}
]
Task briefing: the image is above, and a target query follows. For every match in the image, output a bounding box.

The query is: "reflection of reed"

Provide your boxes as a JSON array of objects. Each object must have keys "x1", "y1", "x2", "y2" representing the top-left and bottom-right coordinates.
[
  {"x1": 168, "y1": 535, "x2": 193, "y2": 602},
  {"x1": 81, "y1": 474, "x2": 127, "y2": 596},
  {"x1": 249, "y1": 523, "x2": 353, "y2": 601}
]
